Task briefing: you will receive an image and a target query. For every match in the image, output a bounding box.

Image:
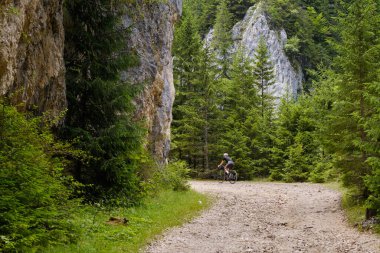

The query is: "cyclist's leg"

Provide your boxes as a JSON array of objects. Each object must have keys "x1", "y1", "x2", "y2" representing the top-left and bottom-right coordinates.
[{"x1": 225, "y1": 163, "x2": 232, "y2": 174}]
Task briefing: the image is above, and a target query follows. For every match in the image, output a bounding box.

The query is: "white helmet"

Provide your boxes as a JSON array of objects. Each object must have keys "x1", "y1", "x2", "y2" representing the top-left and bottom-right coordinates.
[{"x1": 223, "y1": 153, "x2": 228, "y2": 157}]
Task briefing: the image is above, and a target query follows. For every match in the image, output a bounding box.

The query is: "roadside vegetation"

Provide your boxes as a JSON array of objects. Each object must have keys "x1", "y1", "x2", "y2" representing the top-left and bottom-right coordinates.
[{"x1": 42, "y1": 190, "x2": 211, "y2": 253}]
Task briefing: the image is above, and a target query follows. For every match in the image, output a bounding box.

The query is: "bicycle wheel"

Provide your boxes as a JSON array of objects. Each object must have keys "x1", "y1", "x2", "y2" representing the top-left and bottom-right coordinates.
[{"x1": 228, "y1": 170, "x2": 238, "y2": 184}]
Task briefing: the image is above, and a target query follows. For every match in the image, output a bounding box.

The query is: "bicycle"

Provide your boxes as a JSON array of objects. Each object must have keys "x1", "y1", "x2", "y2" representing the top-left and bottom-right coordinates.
[{"x1": 217, "y1": 165, "x2": 238, "y2": 184}]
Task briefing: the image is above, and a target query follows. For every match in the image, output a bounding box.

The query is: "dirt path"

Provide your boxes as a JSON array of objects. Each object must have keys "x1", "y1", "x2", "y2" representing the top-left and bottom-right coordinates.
[{"x1": 145, "y1": 181, "x2": 380, "y2": 253}]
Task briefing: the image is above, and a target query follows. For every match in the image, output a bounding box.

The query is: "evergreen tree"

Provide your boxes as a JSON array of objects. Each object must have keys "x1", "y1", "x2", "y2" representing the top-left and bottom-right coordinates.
[
  {"x1": 269, "y1": 97, "x2": 298, "y2": 180},
  {"x1": 364, "y1": 77, "x2": 380, "y2": 215},
  {"x1": 183, "y1": 0, "x2": 219, "y2": 37},
  {"x1": 171, "y1": 11, "x2": 218, "y2": 174},
  {"x1": 183, "y1": 0, "x2": 254, "y2": 38},
  {"x1": 213, "y1": 0, "x2": 233, "y2": 77},
  {"x1": 217, "y1": 48, "x2": 258, "y2": 179},
  {"x1": 252, "y1": 37, "x2": 275, "y2": 117},
  {"x1": 242, "y1": 38, "x2": 276, "y2": 177},
  {"x1": 0, "y1": 104, "x2": 78, "y2": 250},
  {"x1": 62, "y1": 0, "x2": 143, "y2": 204},
  {"x1": 325, "y1": 0, "x2": 379, "y2": 197}
]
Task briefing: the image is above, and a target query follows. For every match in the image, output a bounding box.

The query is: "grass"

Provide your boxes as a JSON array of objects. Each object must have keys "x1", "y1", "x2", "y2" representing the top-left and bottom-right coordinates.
[
  {"x1": 322, "y1": 182, "x2": 366, "y2": 225},
  {"x1": 323, "y1": 181, "x2": 380, "y2": 233},
  {"x1": 42, "y1": 190, "x2": 211, "y2": 253}
]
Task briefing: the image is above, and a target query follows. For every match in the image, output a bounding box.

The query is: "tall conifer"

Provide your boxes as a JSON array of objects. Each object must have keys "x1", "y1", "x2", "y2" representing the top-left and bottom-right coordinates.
[
  {"x1": 252, "y1": 37, "x2": 275, "y2": 117},
  {"x1": 63, "y1": 0, "x2": 143, "y2": 203},
  {"x1": 326, "y1": 0, "x2": 379, "y2": 196},
  {"x1": 213, "y1": 0, "x2": 233, "y2": 78}
]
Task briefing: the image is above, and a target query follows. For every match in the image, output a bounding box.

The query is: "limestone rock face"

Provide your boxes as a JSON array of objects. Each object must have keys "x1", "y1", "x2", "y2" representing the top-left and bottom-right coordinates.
[
  {"x1": 232, "y1": 3, "x2": 303, "y2": 99},
  {"x1": 124, "y1": 0, "x2": 182, "y2": 163},
  {"x1": 0, "y1": 0, "x2": 66, "y2": 116},
  {"x1": 206, "y1": 3, "x2": 303, "y2": 100}
]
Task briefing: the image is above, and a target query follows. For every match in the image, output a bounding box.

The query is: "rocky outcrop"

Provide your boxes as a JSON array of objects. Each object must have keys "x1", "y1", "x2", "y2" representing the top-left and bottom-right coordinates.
[
  {"x1": 0, "y1": 0, "x2": 66, "y2": 116},
  {"x1": 206, "y1": 2, "x2": 303, "y2": 100},
  {"x1": 124, "y1": 0, "x2": 182, "y2": 163},
  {"x1": 0, "y1": 0, "x2": 180, "y2": 163},
  {"x1": 233, "y1": 3, "x2": 303, "y2": 99}
]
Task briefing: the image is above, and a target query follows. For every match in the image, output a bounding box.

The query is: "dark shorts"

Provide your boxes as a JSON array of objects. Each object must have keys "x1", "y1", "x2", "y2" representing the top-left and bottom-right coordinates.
[{"x1": 226, "y1": 162, "x2": 234, "y2": 169}]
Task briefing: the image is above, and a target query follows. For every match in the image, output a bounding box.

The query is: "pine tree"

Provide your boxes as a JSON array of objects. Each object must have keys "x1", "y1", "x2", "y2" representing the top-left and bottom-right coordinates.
[
  {"x1": 252, "y1": 37, "x2": 275, "y2": 117},
  {"x1": 213, "y1": 0, "x2": 233, "y2": 78},
  {"x1": 62, "y1": 0, "x2": 143, "y2": 204},
  {"x1": 269, "y1": 97, "x2": 298, "y2": 180},
  {"x1": 242, "y1": 37, "x2": 276, "y2": 177},
  {"x1": 364, "y1": 78, "x2": 380, "y2": 215},
  {"x1": 326, "y1": 0, "x2": 379, "y2": 197},
  {"x1": 217, "y1": 48, "x2": 258, "y2": 179},
  {"x1": 172, "y1": 11, "x2": 218, "y2": 173}
]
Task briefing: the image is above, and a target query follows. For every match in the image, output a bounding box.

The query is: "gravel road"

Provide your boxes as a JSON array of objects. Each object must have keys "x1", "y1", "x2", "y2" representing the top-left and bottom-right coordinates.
[{"x1": 145, "y1": 181, "x2": 380, "y2": 253}]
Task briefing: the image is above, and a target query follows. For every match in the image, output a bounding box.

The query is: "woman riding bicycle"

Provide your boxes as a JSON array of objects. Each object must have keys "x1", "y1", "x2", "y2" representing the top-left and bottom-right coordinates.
[{"x1": 218, "y1": 153, "x2": 234, "y2": 174}]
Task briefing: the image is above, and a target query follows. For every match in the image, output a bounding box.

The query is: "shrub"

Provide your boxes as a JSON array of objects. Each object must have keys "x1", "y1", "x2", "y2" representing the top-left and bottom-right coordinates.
[
  {"x1": 0, "y1": 104, "x2": 78, "y2": 251},
  {"x1": 144, "y1": 161, "x2": 191, "y2": 194},
  {"x1": 163, "y1": 161, "x2": 191, "y2": 191},
  {"x1": 283, "y1": 144, "x2": 310, "y2": 182}
]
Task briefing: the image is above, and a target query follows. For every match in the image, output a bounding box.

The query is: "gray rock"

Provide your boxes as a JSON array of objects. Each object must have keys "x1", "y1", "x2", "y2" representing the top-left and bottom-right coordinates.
[
  {"x1": 206, "y1": 2, "x2": 303, "y2": 102},
  {"x1": 123, "y1": 0, "x2": 182, "y2": 163},
  {"x1": 0, "y1": 0, "x2": 66, "y2": 117}
]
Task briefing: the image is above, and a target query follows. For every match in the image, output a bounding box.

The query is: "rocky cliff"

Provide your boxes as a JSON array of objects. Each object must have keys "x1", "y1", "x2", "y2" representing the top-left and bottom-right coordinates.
[
  {"x1": 0, "y1": 0, "x2": 66, "y2": 116},
  {"x1": 0, "y1": 0, "x2": 181, "y2": 163},
  {"x1": 206, "y1": 2, "x2": 303, "y2": 100},
  {"x1": 124, "y1": 0, "x2": 182, "y2": 163}
]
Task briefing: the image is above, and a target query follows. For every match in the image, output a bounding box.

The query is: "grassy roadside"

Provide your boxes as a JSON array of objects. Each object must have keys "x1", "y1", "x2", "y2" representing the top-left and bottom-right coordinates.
[
  {"x1": 42, "y1": 190, "x2": 211, "y2": 253},
  {"x1": 323, "y1": 182, "x2": 380, "y2": 233}
]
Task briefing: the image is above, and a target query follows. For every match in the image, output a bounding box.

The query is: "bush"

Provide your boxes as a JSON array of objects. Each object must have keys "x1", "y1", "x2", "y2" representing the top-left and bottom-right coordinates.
[
  {"x1": 283, "y1": 144, "x2": 310, "y2": 182},
  {"x1": 365, "y1": 157, "x2": 380, "y2": 216},
  {"x1": 284, "y1": 36, "x2": 300, "y2": 57},
  {"x1": 0, "y1": 104, "x2": 79, "y2": 251},
  {"x1": 144, "y1": 161, "x2": 190, "y2": 194},
  {"x1": 269, "y1": 169, "x2": 284, "y2": 181},
  {"x1": 163, "y1": 161, "x2": 191, "y2": 191}
]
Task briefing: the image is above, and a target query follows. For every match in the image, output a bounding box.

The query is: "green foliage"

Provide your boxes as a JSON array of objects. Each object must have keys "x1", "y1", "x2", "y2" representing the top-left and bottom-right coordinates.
[
  {"x1": 252, "y1": 37, "x2": 275, "y2": 116},
  {"x1": 0, "y1": 103, "x2": 79, "y2": 251},
  {"x1": 213, "y1": 0, "x2": 234, "y2": 77},
  {"x1": 324, "y1": 0, "x2": 379, "y2": 195},
  {"x1": 183, "y1": 0, "x2": 255, "y2": 37},
  {"x1": 160, "y1": 161, "x2": 191, "y2": 191},
  {"x1": 42, "y1": 190, "x2": 210, "y2": 253},
  {"x1": 284, "y1": 36, "x2": 300, "y2": 57},
  {"x1": 364, "y1": 79, "x2": 380, "y2": 213},
  {"x1": 283, "y1": 144, "x2": 309, "y2": 182},
  {"x1": 265, "y1": 0, "x2": 333, "y2": 87},
  {"x1": 62, "y1": 0, "x2": 144, "y2": 205},
  {"x1": 172, "y1": 10, "x2": 220, "y2": 173}
]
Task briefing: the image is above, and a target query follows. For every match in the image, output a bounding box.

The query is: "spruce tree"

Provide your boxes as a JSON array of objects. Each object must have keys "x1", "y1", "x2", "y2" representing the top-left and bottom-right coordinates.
[
  {"x1": 252, "y1": 37, "x2": 275, "y2": 117},
  {"x1": 364, "y1": 77, "x2": 380, "y2": 215},
  {"x1": 213, "y1": 0, "x2": 233, "y2": 78},
  {"x1": 172, "y1": 11, "x2": 218, "y2": 173},
  {"x1": 218, "y1": 48, "x2": 258, "y2": 179},
  {"x1": 269, "y1": 97, "x2": 298, "y2": 180},
  {"x1": 245, "y1": 37, "x2": 276, "y2": 177},
  {"x1": 62, "y1": 0, "x2": 143, "y2": 204},
  {"x1": 326, "y1": 0, "x2": 379, "y2": 197}
]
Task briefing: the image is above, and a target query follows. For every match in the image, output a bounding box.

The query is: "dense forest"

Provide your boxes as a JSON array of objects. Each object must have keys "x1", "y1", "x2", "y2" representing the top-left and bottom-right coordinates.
[
  {"x1": 171, "y1": 0, "x2": 379, "y2": 221},
  {"x1": 0, "y1": 0, "x2": 379, "y2": 251}
]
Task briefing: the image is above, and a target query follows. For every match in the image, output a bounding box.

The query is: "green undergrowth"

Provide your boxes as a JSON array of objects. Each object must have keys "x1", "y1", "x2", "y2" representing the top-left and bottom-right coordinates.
[
  {"x1": 42, "y1": 190, "x2": 211, "y2": 253},
  {"x1": 323, "y1": 182, "x2": 380, "y2": 234}
]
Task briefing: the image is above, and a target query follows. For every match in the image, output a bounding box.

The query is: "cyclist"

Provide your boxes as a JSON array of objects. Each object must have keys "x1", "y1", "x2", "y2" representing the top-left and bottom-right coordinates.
[{"x1": 218, "y1": 153, "x2": 234, "y2": 175}]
